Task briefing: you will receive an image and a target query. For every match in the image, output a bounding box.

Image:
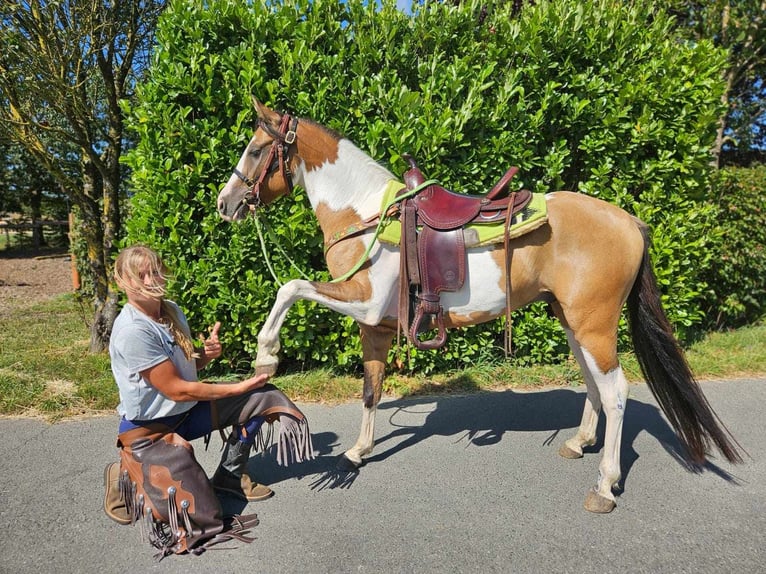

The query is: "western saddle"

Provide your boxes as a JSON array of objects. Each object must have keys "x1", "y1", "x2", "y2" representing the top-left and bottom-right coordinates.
[{"x1": 398, "y1": 154, "x2": 531, "y2": 350}]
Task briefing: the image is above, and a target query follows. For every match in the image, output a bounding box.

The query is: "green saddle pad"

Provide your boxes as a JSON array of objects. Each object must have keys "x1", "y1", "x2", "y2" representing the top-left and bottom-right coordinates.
[{"x1": 378, "y1": 181, "x2": 548, "y2": 247}]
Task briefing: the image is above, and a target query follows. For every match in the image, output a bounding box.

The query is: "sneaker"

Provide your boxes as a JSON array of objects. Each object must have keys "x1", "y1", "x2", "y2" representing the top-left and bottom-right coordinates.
[
  {"x1": 211, "y1": 469, "x2": 274, "y2": 502},
  {"x1": 103, "y1": 462, "x2": 131, "y2": 525}
]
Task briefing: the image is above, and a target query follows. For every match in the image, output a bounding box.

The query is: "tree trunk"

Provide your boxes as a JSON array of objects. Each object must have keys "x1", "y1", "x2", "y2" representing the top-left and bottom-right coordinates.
[
  {"x1": 90, "y1": 291, "x2": 119, "y2": 353},
  {"x1": 80, "y1": 158, "x2": 113, "y2": 352},
  {"x1": 711, "y1": 2, "x2": 732, "y2": 169},
  {"x1": 712, "y1": 69, "x2": 734, "y2": 169},
  {"x1": 30, "y1": 188, "x2": 46, "y2": 248},
  {"x1": 91, "y1": 140, "x2": 123, "y2": 353}
]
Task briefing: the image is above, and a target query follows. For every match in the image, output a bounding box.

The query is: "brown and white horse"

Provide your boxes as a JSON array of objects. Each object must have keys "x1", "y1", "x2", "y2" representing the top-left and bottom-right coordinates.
[{"x1": 217, "y1": 99, "x2": 741, "y2": 512}]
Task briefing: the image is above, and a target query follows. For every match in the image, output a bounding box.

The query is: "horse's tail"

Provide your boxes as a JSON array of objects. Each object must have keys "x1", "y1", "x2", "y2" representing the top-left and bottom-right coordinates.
[{"x1": 626, "y1": 224, "x2": 743, "y2": 465}]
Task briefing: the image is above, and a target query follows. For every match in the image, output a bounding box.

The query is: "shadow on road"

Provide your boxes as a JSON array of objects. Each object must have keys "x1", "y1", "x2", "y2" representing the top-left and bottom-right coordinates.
[{"x1": 230, "y1": 386, "x2": 738, "y2": 509}]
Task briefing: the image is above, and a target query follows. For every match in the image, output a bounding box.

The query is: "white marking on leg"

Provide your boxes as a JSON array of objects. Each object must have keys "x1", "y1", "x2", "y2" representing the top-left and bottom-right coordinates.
[
  {"x1": 345, "y1": 405, "x2": 377, "y2": 464},
  {"x1": 561, "y1": 329, "x2": 601, "y2": 456},
  {"x1": 579, "y1": 345, "x2": 628, "y2": 502}
]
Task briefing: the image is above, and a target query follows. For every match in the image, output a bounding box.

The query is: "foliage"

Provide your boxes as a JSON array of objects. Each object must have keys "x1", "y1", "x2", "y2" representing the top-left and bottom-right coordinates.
[
  {"x1": 661, "y1": 0, "x2": 766, "y2": 162},
  {"x1": 0, "y1": 136, "x2": 70, "y2": 249},
  {"x1": 124, "y1": 0, "x2": 728, "y2": 375},
  {"x1": 697, "y1": 165, "x2": 766, "y2": 328},
  {"x1": 634, "y1": 197, "x2": 721, "y2": 341},
  {"x1": 0, "y1": 0, "x2": 164, "y2": 351}
]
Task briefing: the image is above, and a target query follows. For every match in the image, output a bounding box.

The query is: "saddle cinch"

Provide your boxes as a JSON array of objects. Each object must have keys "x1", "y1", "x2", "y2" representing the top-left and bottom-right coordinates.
[{"x1": 398, "y1": 154, "x2": 531, "y2": 350}]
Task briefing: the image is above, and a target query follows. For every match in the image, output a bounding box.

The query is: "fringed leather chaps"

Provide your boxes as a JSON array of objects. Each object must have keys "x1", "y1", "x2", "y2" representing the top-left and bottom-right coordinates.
[{"x1": 115, "y1": 383, "x2": 313, "y2": 560}]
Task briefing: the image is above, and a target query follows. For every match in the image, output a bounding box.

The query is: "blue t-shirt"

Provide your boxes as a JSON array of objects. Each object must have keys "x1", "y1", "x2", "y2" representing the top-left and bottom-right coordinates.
[{"x1": 109, "y1": 301, "x2": 197, "y2": 420}]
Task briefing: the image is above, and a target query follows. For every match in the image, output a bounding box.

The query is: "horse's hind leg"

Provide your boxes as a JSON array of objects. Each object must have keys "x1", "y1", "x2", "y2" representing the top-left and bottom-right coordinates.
[
  {"x1": 339, "y1": 324, "x2": 395, "y2": 470},
  {"x1": 585, "y1": 358, "x2": 628, "y2": 513},
  {"x1": 557, "y1": 313, "x2": 628, "y2": 514}
]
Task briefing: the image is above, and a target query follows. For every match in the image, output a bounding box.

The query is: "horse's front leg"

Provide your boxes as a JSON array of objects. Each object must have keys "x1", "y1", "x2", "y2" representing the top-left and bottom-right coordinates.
[
  {"x1": 340, "y1": 324, "x2": 395, "y2": 470},
  {"x1": 254, "y1": 278, "x2": 385, "y2": 376},
  {"x1": 253, "y1": 283, "x2": 295, "y2": 376}
]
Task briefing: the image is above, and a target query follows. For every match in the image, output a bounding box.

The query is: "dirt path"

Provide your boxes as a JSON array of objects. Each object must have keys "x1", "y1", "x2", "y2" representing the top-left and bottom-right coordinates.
[{"x1": 0, "y1": 249, "x2": 75, "y2": 314}]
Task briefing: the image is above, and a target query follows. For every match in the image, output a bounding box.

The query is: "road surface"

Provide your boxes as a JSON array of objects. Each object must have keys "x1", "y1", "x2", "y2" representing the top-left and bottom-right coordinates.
[{"x1": 0, "y1": 379, "x2": 763, "y2": 573}]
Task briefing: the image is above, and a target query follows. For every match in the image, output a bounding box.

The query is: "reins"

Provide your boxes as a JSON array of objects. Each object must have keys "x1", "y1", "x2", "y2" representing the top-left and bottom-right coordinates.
[
  {"x1": 327, "y1": 179, "x2": 437, "y2": 283},
  {"x1": 253, "y1": 212, "x2": 313, "y2": 286}
]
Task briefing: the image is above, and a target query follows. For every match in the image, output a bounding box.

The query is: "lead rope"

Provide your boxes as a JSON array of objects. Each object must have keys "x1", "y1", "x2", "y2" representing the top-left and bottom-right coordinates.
[
  {"x1": 253, "y1": 211, "x2": 313, "y2": 286},
  {"x1": 329, "y1": 179, "x2": 437, "y2": 283}
]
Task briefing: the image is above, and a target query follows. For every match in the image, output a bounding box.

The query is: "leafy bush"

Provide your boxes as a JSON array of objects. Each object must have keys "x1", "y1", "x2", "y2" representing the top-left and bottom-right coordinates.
[
  {"x1": 698, "y1": 165, "x2": 766, "y2": 329},
  {"x1": 123, "y1": 0, "x2": 728, "y2": 375}
]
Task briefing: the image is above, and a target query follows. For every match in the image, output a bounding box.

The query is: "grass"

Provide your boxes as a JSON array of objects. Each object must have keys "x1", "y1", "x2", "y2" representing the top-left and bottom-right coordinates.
[
  {"x1": 1, "y1": 294, "x2": 764, "y2": 421},
  {"x1": 0, "y1": 295, "x2": 115, "y2": 419}
]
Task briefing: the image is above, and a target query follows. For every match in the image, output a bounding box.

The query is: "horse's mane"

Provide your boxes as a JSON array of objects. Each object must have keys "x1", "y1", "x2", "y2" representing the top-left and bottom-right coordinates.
[
  {"x1": 297, "y1": 115, "x2": 394, "y2": 176},
  {"x1": 298, "y1": 116, "x2": 345, "y2": 142}
]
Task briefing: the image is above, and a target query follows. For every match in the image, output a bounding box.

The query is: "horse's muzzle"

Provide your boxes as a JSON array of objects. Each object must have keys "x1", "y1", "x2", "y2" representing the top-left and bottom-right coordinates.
[{"x1": 217, "y1": 197, "x2": 249, "y2": 222}]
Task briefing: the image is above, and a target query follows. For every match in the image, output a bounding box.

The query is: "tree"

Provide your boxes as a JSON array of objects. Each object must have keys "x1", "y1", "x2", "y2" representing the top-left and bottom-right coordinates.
[
  {"x1": 0, "y1": 135, "x2": 24, "y2": 215},
  {"x1": 1, "y1": 122, "x2": 70, "y2": 246},
  {"x1": 664, "y1": 0, "x2": 766, "y2": 166},
  {"x1": 0, "y1": 138, "x2": 68, "y2": 247},
  {"x1": 0, "y1": 0, "x2": 163, "y2": 350}
]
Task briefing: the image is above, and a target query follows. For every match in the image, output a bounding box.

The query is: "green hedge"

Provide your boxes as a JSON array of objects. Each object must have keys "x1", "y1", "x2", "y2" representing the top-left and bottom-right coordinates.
[
  {"x1": 123, "y1": 0, "x2": 728, "y2": 375},
  {"x1": 698, "y1": 165, "x2": 766, "y2": 329}
]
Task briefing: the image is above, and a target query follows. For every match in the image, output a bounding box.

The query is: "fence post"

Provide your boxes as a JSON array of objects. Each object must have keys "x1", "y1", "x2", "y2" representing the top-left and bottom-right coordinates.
[{"x1": 68, "y1": 212, "x2": 80, "y2": 291}]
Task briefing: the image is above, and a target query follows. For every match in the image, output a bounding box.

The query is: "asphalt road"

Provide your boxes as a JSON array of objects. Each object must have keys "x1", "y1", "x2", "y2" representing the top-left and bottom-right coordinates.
[{"x1": 0, "y1": 379, "x2": 763, "y2": 574}]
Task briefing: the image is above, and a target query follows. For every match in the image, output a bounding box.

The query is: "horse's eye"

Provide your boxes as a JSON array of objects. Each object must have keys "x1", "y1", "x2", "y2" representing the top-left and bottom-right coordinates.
[{"x1": 249, "y1": 148, "x2": 262, "y2": 159}]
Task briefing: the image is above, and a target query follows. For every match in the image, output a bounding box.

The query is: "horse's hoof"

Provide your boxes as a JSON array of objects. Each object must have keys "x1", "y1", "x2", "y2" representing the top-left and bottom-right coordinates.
[
  {"x1": 254, "y1": 363, "x2": 277, "y2": 377},
  {"x1": 336, "y1": 454, "x2": 364, "y2": 472},
  {"x1": 583, "y1": 487, "x2": 616, "y2": 513},
  {"x1": 558, "y1": 443, "x2": 583, "y2": 459}
]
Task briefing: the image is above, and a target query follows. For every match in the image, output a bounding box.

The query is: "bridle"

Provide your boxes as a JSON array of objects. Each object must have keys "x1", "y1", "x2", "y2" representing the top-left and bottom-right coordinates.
[{"x1": 232, "y1": 113, "x2": 298, "y2": 210}]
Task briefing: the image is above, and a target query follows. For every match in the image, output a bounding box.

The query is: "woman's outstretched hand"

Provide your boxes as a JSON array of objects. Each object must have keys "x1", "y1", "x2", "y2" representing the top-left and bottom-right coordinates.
[{"x1": 240, "y1": 372, "x2": 270, "y2": 392}]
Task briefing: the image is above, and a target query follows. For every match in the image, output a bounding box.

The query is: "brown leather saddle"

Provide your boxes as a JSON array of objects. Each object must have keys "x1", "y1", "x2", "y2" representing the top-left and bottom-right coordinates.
[{"x1": 398, "y1": 155, "x2": 532, "y2": 350}]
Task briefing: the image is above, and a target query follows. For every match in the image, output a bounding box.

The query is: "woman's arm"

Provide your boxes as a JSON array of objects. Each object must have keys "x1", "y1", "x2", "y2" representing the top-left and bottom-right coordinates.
[{"x1": 141, "y1": 359, "x2": 269, "y2": 402}]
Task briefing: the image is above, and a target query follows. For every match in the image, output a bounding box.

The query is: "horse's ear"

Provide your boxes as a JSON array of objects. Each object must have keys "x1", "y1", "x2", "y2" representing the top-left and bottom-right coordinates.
[{"x1": 251, "y1": 96, "x2": 281, "y2": 129}]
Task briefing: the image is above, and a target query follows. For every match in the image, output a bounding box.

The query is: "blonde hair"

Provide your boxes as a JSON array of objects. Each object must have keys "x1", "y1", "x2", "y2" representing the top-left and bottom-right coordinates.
[{"x1": 114, "y1": 245, "x2": 197, "y2": 360}]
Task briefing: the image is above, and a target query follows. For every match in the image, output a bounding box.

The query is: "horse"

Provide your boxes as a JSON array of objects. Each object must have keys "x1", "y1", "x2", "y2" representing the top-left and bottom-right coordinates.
[{"x1": 216, "y1": 98, "x2": 742, "y2": 513}]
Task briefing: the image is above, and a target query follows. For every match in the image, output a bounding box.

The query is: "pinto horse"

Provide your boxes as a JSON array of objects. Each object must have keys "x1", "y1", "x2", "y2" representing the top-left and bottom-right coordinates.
[{"x1": 217, "y1": 99, "x2": 742, "y2": 513}]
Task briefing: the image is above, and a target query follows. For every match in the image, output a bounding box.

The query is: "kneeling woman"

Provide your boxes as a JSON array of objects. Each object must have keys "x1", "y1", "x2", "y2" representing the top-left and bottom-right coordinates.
[{"x1": 103, "y1": 245, "x2": 313, "y2": 557}]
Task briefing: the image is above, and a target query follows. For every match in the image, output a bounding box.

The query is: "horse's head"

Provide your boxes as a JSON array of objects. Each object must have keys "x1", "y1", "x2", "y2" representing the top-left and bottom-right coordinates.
[{"x1": 217, "y1": 98, "x2": 298, "y2": 222}]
